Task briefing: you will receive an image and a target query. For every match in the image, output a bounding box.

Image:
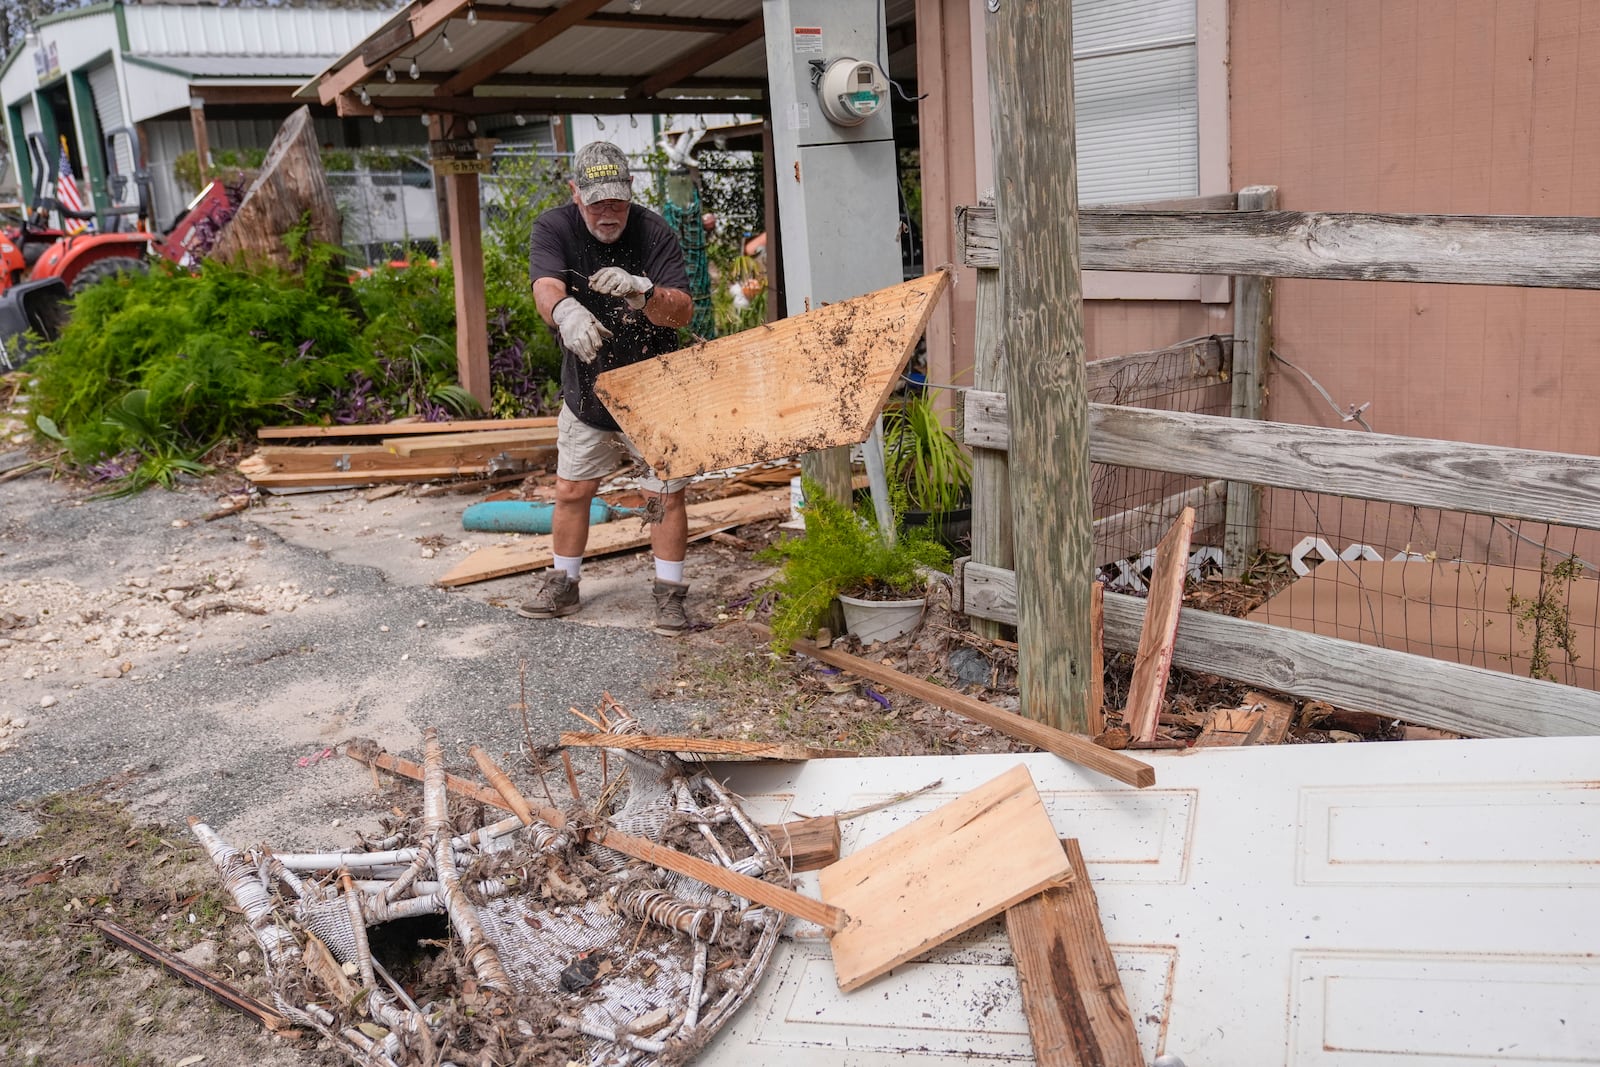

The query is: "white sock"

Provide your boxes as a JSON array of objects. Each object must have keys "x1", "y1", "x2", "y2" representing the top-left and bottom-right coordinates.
[
  {"x1": 552, "y1": 554, "x2": 583, "y2": 580},
  {"x1": 654, "y1": 557, "x2": 685, "y2": 584}
]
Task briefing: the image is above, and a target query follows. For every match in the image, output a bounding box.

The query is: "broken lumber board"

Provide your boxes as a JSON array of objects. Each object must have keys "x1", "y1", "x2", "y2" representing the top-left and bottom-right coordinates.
[
  {"x1": 595, "y1": 271, "x2": 951, "y2": 479},
  {"x1": 94, "y1": 919, "x2": 295, "y2": 1033},
  {"x1": 241, "y1": 445, "x2": 487, "y2": 476},
  {"x1": 1194, "y1": 690, "x2": 1295, "y2": 747},
  {"x1": 347, "y1": 745, "x2": 514, "y2": 810},
  {"x1": 437, "y1": 488, "x2": 789, "y2": 587},
  {"x1": 1004, "y1": 840, "x2": 1142, "y2": 1067},
  {"x1": 384, "y1": 426, "x2": 558, "y2": 457},
  {"x1": 559, "y1": 732, "x2": 857, "y2": 761},
  {"x1": 1124, "y1": 506, "x2": 1196, "y2": 743},
  {"x1": 791, "y1": 638, "x2": 1154, "y2": 788},
  {"x1": 766, "y1": 814, "x2": 841, "y2": 873},
  {"x1": 242, "y1": 465, "x2": 487, "y2": 488},
  {"x1": 819, "y1": 765, "x2": 1071, "y2": 991},
  {"x1": 257, "y1": 416, "x2": 556, "y2": 441}
]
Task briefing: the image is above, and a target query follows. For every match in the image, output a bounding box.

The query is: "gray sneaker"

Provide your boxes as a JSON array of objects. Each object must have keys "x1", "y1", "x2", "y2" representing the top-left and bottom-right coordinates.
[
  {"x1": 517, "y1": 571, "x2": 581, "y2": 619},
  {"x1": 650, "y1": 578, "x2": 690, "y2": 636}
]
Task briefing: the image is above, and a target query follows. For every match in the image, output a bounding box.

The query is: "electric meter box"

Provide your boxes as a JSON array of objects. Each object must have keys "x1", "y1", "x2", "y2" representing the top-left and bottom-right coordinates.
[{"x1": 763, "y1": 0, "x2": 894, "y2": 149}]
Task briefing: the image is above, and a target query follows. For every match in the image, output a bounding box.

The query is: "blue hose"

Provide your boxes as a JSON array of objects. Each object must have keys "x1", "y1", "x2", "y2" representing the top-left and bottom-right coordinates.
[{"x1": 461, "y1": 500, "x2": 643, "y2": 534}]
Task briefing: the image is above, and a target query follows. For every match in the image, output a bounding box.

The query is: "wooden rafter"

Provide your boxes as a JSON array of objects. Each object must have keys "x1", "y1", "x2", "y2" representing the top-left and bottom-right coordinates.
[
  {"x1": 627, "y1": 15, "x2": 763, "y2": 99},
  {"x1": 318, "y1": 0, "x2": 467, "y2": 105},
  {"x1": 337, "y1": 94, "x2": 767, "y2": 118},
  {"x1": 435, "y1": 0, "x2": 611, "y2": 97},
  {"x1": 398, "y1": 72, "x2": 764, "y2": 92},
  {"x1": 473, "y1": 3, "x2": 748, "y2": 33}
]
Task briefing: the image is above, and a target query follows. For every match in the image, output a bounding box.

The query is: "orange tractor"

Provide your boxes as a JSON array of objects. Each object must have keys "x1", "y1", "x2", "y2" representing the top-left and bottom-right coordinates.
[{"x1": 0, "y1": 128, "x2": 236, "y2": 369}]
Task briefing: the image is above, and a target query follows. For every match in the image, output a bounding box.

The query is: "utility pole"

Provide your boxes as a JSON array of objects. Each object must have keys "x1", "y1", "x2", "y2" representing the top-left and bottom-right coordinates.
[{"x1": 985, "y1": 0, "x2": 1093, "y2": 730}]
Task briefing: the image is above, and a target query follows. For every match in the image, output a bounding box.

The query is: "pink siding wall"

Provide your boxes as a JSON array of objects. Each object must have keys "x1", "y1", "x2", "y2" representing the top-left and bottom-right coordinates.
[
  {"x1": 1231, "y1": 0, "x2": 1600, "y2": 456},
  {"x1": 1083, "y1": 300, "x2": 1230, "y2": 360}
]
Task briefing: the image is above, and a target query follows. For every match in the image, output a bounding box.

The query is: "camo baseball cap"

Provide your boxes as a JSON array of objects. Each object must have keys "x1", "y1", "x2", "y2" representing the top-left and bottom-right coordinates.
[{"x1": 572, "y1": 141, "x2": 633, "y2": 204}]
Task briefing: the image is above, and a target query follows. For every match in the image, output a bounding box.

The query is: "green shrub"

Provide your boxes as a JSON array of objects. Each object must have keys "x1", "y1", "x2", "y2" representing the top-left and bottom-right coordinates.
[{"x1": 759, "y1": 477, "x2": 950, "y2": 649}]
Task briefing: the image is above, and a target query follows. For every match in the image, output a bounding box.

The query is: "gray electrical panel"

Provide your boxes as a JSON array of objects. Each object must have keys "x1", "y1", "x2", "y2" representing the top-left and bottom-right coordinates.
[{"x1": 762, "y1": 0, "x2": 903, "y2": 311}]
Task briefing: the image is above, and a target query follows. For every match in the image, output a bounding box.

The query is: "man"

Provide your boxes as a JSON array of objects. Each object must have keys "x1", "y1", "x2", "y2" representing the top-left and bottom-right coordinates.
[{"x1": 520, "y1": 141, "x2": 697, "y2": 635}]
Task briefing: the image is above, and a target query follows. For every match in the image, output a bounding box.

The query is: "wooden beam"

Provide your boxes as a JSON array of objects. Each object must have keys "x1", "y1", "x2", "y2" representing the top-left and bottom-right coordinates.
[
  {"x1": 985, "y1": 0, "x2": 1093, "y2": 732},
  {"x1": 821, "y1": 766, "x2": 1073, "y2": 991},
  {"x1": 559, "y1": 732, "x2": 856, "y2": 760},
  {"x1": 436, "y1": 0, "x2": 612, "y2": 98},
  {"x1": 242, "y1": 466, "x2": 488, "y2": 488},
  {"x1": 444, "y1": 155, "x2": 490, "y2": 408},
  {"x1": 240, "y1": 445, "x2": 506, "y2": 476},
  {"x1": 957, "y1": 202, "x2": 1600, "y2": 288},
  {"x1": 1122, "y1": 506, "x2": 1195, "y2": 742},
  {"x1": 1224, "y1": 185, "x2": 1277, "y2": 577},
  {"x1": 958, "y1": 559, "x2": 1600, "y2": 738},
  {"x1": 384, "y1": 426, "x2": 556, "y2": 457},
  {"x1": 318, "y1": 0, "x2": 466, "y2": 105},
  {"x1": 337, "y1": 93, "x2": 765, "y2": 118},
  {"x1": 594, "y1": 273, "x2": 950, "y2": 480},
  {"x1": 968, "y1": 199, "x2": 1008, "y2": 641},
  {"x1": 1005, "y1": 840, "x2": 1141, "y2": 1067},
  {"x1": 259, "y1": 416, "x2": 555, "y2": 440},
  {"x1": 480, "y1": 73, "x2": 765, "y2": 92},
  {"x1": 188, "y1": 100, "x2": 210, "y2": 175},
  {"x1": 471, "y1": 4, "x2": 747, "y2": 33},
  {"x1": 791, "y1": 639, "x2": 1154, "y2": 788},
  {"x1": 627, "y1": 16, "x2": 765, "y2": 99},
  {"x1": 962, "y1": 399, "x2": 1600, "y2": 533}
]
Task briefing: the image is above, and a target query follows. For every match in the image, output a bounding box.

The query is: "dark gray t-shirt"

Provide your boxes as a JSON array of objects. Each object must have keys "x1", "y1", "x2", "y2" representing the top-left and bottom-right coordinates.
[{"x1": 529, "y1": 202, "x2": 690, "y2": 431}]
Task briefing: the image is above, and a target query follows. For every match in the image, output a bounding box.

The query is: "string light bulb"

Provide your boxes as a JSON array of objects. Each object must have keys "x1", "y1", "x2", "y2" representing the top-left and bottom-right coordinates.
[
  {"x1": 466, "y1": 2, "x2": 477, "y2": 25},
  {"x1": 628, "y1": 0, "x2": 642, "y2": 10},
  {"x1": 385, "y1": 63, "x2": 396, "y2": 83},
  {"x1": 514, "y1": 113, "x2": 527, "y2": 126},
  {"x1": 467, "y1": 118, "x2": 478, "y2": 133},
  {"x1": 373, "y1": 107, "x2": 384, "y2": 123},
  {"x1": 408, "y1": 58, "x2": 420, "y2": 79},
  {"x1": 421, "y1": 112, "x2": 432, "y2": 127},
  {"x1": 629, "y1": 114, "x2": 637, "y2": 128},
  {"x1": 358, "y1": 85, "x2": 371, "y2": 105},
  {"x1": 441, "y1": 31, "x2": 452, "y2": 52},
  {"x1": 594, "y1": 114, "x2": 605, "y2": 130}
]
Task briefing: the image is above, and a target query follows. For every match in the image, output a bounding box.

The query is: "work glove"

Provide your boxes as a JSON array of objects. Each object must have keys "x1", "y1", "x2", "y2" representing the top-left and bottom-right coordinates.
[
  {"x1": 589, "y1": 266, "x2": 653, "y2": 310},
  {"x1": 551, "y1": 297, "x2": 613, "y2": 363}
]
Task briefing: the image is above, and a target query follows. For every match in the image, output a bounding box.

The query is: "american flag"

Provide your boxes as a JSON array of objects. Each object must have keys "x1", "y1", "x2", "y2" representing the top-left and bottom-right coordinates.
[{"x1": 56, "y1": 135, "x2": 91, "y2": 234}]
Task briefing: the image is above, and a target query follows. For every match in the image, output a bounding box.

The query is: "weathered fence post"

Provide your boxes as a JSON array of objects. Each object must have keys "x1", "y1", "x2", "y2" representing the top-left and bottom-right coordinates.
[
  {"x1": 985, "y1": 0, "x2": 1094, "y2": 730},
  {"x1": 966, "y1": 197, "x2": 1010, "y2": 640},
  {"x1": 1223, "y1": 185, "x2": 1278, "y2": 577}
]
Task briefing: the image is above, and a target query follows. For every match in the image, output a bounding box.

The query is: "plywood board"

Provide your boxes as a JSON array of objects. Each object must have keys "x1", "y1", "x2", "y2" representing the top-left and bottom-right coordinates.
[
  {"x1": 1247, "y1": 559, "x2": 1600, "y2": 691},
  {"x1": 1123, "y1": 506, "x2": 1195, "y2": 741},
  {"x1": 594, "y1": 272, "x2": 950, "y2": 479},
  {"x1": 435, "y1": 488, "x2": 788, "y2": 587},
  {"x1": 1005, "y1": 839, "x2": 1141, "y2": 1067},
  {"x1": 819, "y1": 764, "x2": 1071, "y2": 992},
  {"x1": 703, "y1": 738, "x2": 1600, "y2": 1065}
]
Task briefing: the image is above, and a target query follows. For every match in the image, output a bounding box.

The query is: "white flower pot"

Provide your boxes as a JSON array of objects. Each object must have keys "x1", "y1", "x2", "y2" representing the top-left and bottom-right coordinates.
[{"x1": 837, "y1": 593, "x2": 925, "y2": 644}]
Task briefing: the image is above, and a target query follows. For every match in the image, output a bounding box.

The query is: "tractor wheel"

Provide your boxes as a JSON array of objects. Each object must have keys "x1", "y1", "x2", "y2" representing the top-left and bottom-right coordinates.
[{"x1": 68, "y1": 256, "x2": 148, "y2": 295}]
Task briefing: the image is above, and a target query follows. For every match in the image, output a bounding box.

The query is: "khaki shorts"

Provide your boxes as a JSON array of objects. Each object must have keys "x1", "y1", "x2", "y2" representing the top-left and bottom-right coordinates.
[{"x1": 556, "y1": 404, "x2": 689, "y2": 494}]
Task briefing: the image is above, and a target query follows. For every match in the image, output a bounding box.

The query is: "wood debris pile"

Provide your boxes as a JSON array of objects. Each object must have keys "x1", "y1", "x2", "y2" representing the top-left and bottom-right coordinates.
[{"x1": 190, "y1": 711, "x2": 786, "y2": 1066}]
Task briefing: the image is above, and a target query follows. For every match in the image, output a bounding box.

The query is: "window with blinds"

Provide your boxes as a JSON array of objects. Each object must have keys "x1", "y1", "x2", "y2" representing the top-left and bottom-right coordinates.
[{"x1": 1072, "y1": 0, "x2": 1199, "y2": 205}]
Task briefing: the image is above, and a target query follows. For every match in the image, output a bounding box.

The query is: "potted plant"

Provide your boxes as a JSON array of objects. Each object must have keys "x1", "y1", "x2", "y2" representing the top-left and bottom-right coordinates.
[
  {"x1": 883, "y1": 392, "x2": 972, "y2": 552},
  {"x1": 761, "y1": 477, "x2": 952, "y2": 648}
]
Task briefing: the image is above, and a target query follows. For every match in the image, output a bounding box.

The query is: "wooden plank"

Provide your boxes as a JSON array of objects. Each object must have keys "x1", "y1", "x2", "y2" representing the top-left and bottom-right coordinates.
[
  {"x1": 559, "y1": 732, "x2": 857, "y2": 760},
  {"x1": 764, "y1": 815, "x2": 841, "y2": 874},
  {"x1": 791, "y1": 639, "x2": 1154, "y2": 789},
  {"x1": 384, "y1": 426, "x2": 558, "y2": 456},
  {"x1": 244, "y1": 465, "x2": 487, "y2": 488},
  {"x1": 986, "y1": 0, "x2": 1094, "y2": 734},
  {"x1": 958, "y1": 560, "x2": 1600, "y2": 738},
  {"x1": 1123, "y1": 507, "x2": 1195, "y2": 742},
  {"x1": 1004, "y1": 840, "x2": 1141, "y2": 1067},
  {"x1": 593, "y1": 272, "x2": 950, "y2": 480},
  {"x1": 821, "y1": 766, "x2": 1072, "y2": 992},
  {"x1": 969, "y1": 219, "x2": 1009, "y2": 641},
  {"x1": 240, "y1": 444, "x2": 524, "y2": 477},
  {"x1": 436, "y1": 488, "x2": 789, "y2": 587},
  {"x1": 1224, "y1": 185, "x2": 1277, "y2": 577},
  {"x1": 956, "y1": 203, "x2": 1600, "y2": 288},
  {"x1": 258, "y1": 417, "x2": 556, "y2": 441},
  {"x1": 963, "y1": 398, "x2": 1600, "y2": 533}
]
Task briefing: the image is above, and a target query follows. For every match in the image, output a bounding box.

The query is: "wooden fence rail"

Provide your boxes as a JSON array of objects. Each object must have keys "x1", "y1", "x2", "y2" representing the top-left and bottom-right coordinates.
[
  {"x1": 965, "y1": 397, "x2": 1600, "y2": 533},
  {"x1": 957, "y1": 559, "x2": 1600, "y2": 739},
  {"x1": 957, "y1": 203, "x2": 1600, "y2": 288}
]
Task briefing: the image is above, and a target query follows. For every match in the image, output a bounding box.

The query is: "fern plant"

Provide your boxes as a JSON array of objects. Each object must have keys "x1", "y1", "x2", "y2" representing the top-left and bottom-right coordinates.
[{"x1": 759, "y1": 477, "x2": 950, "y2": 649}]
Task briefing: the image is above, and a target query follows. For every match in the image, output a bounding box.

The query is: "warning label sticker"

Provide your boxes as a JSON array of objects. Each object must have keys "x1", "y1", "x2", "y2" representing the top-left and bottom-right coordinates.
[
  {"x1": 787, "y1": 101, "x2": 811, "y2": 130},
  {"x1": 793, "y1": 26, "x2": 823, "y2": 53}
]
